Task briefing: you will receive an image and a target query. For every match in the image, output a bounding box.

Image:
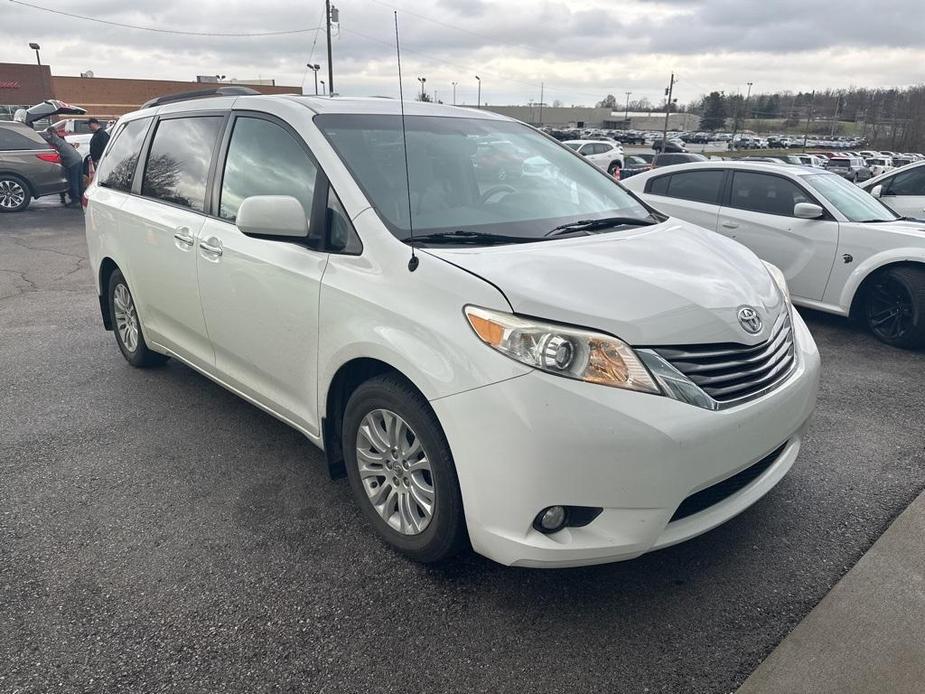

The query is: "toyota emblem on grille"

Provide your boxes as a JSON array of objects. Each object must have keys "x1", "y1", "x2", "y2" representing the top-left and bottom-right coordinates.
[{"x1": 737, "y1": 306, "x2": 763, "y2": 334}]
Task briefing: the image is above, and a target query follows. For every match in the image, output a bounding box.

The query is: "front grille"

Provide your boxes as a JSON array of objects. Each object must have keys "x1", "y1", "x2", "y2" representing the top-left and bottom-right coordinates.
[
  {"x1": 653, "y1": 311, "x2": 796, "y2": 404},
  {"x1": 669, "y1": 442, "x2": 788, "y2": 522}
]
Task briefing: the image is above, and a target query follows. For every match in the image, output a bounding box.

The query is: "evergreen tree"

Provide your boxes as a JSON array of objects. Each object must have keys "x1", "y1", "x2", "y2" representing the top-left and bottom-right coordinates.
[{"x1": 699, "y1": 91, "x2": 727, "y2": 131}]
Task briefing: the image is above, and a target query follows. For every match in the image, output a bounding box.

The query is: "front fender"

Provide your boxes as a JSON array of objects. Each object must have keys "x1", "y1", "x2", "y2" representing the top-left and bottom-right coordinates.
[{"x1": 839, "y1": 247, "x2": 925, "y2": 310}]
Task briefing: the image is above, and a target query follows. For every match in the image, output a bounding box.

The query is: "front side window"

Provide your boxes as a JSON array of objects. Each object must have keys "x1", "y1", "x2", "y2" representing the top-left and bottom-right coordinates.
[
  {"x1": 663, "y1": 170, "x2": 724, "y2": 205},
  {"x1": 728, "y1": 171, "x2": 810, "y2": 217},
  {"x1": 886, "y1": 166, "x2": 925, "y2": 196},
  {"x1": 96, "y1": 117, "x2": 151, "y2": 192},
  {"x1": 219, "y1": 117, "x2": 318, "y2": 222},
  {"x1": 804, "y1": 173, "x2": 898, "y2": 222},
  {"x1": 315, "y1": 114, "x2": 652, "y2": 243},
  {"x1": 141, "y1": 116, "x2": 223, "y2": 212}
]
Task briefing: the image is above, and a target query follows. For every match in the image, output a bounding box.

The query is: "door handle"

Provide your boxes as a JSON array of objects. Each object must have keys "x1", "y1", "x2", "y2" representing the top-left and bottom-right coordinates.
[
  {"x1": 173, "y1": 226, "x2": 194, "y2": 247},
  {"x1": 199, "y1": 238, "x2": 223, "y2": 257},
  {"x1": 721, "y1": 221, "x2": 740, "y2": 229}
]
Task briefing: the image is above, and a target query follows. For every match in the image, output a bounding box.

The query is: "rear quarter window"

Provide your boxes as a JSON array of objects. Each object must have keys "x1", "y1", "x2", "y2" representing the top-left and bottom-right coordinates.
[
  {"x1": 0, "y1": 125, "x2": 46, "y2": 151},
  {"x1": 96, "y1": 117, "x2": 152, "y2": 193}
]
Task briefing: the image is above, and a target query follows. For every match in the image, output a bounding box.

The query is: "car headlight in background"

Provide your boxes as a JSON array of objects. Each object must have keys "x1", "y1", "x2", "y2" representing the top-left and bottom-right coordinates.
[
  {"x1": 763, "y1": 261, "x2": 790, "y2": 303},
  {"x1": 464, "y1": 306, "x2": 660, "y2": 394}
]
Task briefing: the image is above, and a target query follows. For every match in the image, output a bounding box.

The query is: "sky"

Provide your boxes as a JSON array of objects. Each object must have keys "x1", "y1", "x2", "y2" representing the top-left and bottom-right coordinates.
[{"x1": 2, "y1": 0, "x2": 924, "y2": 107}]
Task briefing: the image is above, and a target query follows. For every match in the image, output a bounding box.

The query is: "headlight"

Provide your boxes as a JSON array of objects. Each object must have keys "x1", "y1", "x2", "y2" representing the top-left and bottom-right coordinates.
[
  {"x1": 464, "y1": 306, "x2": 660, "y2": 394},
  {"x1": 763, "y1": 261, "x2": 790, "y2": 302}
]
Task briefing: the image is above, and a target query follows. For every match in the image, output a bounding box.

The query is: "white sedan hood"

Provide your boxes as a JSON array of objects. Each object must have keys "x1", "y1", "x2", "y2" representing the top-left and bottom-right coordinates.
[{"x1": 426, "y1": 220, "x2": 786, "y2": 346}]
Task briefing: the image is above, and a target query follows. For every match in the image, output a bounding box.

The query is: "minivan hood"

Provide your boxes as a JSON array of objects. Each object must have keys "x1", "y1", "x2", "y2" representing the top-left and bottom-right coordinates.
[{"x1": 425, "y1": 220, "x2": 785, "y2": 346}]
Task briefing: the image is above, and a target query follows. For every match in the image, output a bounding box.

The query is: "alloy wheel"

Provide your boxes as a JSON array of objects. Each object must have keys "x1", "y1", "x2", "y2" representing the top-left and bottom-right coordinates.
[
  {"x1": 113, "y1": 283, "x2": 140, "y2": 353},
  {"x1": 866, "y1": 277, "x2": 914, "y2": 342},
  {"x1": 355, "y1": 408, "x2": 435, "y2": 535},
  {"x1": 0, "y1": 179, "x2": 26, "y2": 210}
]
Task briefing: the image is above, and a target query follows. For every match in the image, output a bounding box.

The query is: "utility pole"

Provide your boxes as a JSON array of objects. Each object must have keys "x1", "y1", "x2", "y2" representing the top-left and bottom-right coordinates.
[
  {"x1": 452, "y1": 81, "x2": 457, "y2": 106},
  {"x1": 729, "y1": 81, "x2": 752, "y2": 151},
  {"x1": 830, "y1": 95, "x2": 842, "y2": 137},
  {"x1": 660, "y1": 73, "x2": 675, "y2": 153},
  {"x1": 624, "y1": 91, "x2": 632, "y2": 126},
  {"x1": 802, "y1": 89, "x2": 815, "y2": 152},
  {"x1": 325, "y1": 0, "x2": 336, "y2": 96},
  {"x1": 538, "y1": 82, "x2": 544, "y2": 126}
]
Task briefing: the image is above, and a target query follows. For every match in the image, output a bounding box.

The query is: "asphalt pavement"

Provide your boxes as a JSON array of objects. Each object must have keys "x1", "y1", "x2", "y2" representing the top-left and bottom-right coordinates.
[{"x1": 2, "y1": 200, "x2": 924, "y2": 693}]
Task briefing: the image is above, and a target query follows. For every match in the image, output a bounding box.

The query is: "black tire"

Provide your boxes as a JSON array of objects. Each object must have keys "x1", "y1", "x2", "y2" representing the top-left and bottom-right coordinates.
[
  {"x1": 107, "y1": 269, "x2": 168, "y2": 367},
  {"x1": 0, "y1": 174, "x2": 32, "y2": 213},
  {"x1": 863, "y1": 266, "x2": 925, "y2": 349},
  {"x1": 342, "y1": 373, "x2": 467, "y2": 562}
]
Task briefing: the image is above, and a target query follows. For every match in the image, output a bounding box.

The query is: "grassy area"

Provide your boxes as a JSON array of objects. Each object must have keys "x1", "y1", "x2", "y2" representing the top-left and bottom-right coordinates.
[{"x1": 739, "y1": 118, "x2": 864, "y2": 137}]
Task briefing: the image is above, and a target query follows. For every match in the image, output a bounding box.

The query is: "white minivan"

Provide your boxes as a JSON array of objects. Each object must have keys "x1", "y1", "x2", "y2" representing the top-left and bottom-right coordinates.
[{"x1": 85, "y1": 90, "x2": 819, "y2": 568}]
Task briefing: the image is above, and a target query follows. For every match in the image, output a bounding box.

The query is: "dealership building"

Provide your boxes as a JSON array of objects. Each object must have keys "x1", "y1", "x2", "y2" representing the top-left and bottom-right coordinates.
[{"x1": 0, "y1": 62, "x2": 299, "y2": 120}]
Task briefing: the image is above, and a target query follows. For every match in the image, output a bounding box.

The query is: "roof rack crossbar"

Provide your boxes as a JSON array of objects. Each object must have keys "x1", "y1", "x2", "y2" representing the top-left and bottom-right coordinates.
[{"x1": 141, "y1": 86, "x2": 261, "y2": 110}]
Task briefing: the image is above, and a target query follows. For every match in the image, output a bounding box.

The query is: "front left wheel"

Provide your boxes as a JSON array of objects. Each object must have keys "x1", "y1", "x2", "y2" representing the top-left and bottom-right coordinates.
[
  {"x1": 342, "y1": 374, "x2": 467, "y2": 562},
  {"x1": 108, "y1": 269, "x2": 168, "y2": 367}
]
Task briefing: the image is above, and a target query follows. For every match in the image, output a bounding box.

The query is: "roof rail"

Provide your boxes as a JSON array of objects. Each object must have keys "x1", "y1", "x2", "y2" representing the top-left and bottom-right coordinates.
[{"x1": 141, "y1": 86, "x2": 261, "y2": 110}]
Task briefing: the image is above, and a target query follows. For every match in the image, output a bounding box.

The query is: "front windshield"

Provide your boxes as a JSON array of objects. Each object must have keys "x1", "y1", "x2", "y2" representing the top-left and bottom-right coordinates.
[
  {"x1": 804, "y1": 173, "x2": 899, "y2": 222},
  {"x1": 314, "y1": 114, "x2": 651, "y2": 242}
]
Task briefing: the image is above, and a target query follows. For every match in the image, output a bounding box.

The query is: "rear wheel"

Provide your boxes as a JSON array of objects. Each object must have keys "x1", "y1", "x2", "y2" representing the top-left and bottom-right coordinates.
[
  {"x1": 863, "y1": 266, "x2": 925, "y2": 348},
  {"x1": 108, "y1": 269, "x2": 168, "y2": 367},
  {"x1": 342, "y1": 374, "x2": 467, "y2": 562},
  {"x1": 0, "y1": 175, "x2": 31, "y2": 213}
]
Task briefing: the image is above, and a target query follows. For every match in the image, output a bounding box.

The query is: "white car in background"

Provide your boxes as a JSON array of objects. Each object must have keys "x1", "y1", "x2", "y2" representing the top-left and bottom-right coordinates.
[
  {"x1": 562, "y1": 139, "x2": 624, "y2": 175},
  {"x1": 624, "y1": 160, "x2": 925, "y2": 348},
  {"x1": 860, "y1": 160, "x2": 925, "y2": 222},
  {"x1": 864, "y1": 157, "x2": 893, "y2": 178}
]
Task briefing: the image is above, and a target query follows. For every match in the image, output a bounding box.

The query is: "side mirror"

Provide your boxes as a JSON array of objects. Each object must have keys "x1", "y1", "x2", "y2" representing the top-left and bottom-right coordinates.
[
  {"x1": 870, "y1": 184, "x2": 883, "y2": 198},
  {"x1": 794, "y1": 202, "x2": 825, "y2": 219},
  {"x1": 235, "y1": 195, "x2": 309, "y2": 239}
]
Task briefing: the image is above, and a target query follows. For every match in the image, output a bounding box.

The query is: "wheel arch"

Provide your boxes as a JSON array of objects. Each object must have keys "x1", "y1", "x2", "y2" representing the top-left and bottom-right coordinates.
[
  {"x1": 848, "y1": 258, "x2": 925, "y2": 319},
  {"x1": 321, "y1": 357, "x2": 429, "y2": 480}
]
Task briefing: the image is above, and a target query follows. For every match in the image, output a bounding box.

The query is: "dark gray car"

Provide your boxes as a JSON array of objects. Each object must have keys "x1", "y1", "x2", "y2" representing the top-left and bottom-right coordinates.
[{"x1": 0, "y1": 121, "x2": 69, "y2": 213}]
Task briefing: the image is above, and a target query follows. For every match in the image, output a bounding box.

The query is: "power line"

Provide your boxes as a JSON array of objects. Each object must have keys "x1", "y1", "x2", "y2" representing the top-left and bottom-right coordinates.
[{"x1": 8, "y1": 0, "x2": 323, "y2": 37}]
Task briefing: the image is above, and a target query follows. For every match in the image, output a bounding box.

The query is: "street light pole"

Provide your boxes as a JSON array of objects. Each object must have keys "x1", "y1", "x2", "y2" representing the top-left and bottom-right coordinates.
[
  {"x1": 624, "y1": 91, "x2": 632, "y2": 125},
  {"x1": 325, "y1": 0, "x2": 336, "y2": 96},
  {"x1": 308, "y1": 64, "x2": 320, "y2": 95},
  {"x1": 452, "y1": 81, "x2": 457, "y2": 106},
  {"x1": 660, "y1": 73, "x2": 675, "y2": 153},
  {"x1": 417, "y1": 76, "x2": 426, "y2": 100},
  {"x1": 29, "y1": 42, "x2": 41, "y2": 66},
  {"x1": 475, "y1": 75, "x2": 481, "y2": 109},
  {"x1": 320, "y1": 80, "x2": 326, "y2": 96}
]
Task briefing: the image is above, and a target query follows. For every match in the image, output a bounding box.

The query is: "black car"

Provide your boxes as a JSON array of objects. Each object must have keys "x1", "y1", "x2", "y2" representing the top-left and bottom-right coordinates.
[
  {"x1": 619, "y1": 155, "x2": 653, "y2": 179},
  {"x1": 652, "y1": 152, "x2": 709, "y2": 168}
]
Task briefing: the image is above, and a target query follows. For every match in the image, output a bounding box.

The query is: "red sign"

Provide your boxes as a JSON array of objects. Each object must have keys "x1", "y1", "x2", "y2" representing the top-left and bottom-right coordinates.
[{"x1": 0, "y1": 81, "x2": 22, "y2": 89}]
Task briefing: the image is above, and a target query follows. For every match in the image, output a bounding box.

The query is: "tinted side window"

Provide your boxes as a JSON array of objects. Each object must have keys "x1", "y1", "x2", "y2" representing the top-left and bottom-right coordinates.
[
  {"x1": 729, "y1": 172, "x2": 810, "y2": 216},
  {"x1": 0, "y1": 125, "x2": 45, "y2": 151},
  {"x1": 97, "y1": 118, "x2": 151, "y2": 192},
  {"x1": 648, "y1": 175, "x2": 670, "y2": 195},
  {"x1": 887, "y1": 167, "x2": 925, "y2": 196},
  {"x1": 219, "y1": 117, "x2": 317, "y2": 222},
  {"x1": 666, "y1": 170, "x2": 724, "y2": 204},
  {"x1": 141, "y1": 116, "x2": 223, "y2": 212}
]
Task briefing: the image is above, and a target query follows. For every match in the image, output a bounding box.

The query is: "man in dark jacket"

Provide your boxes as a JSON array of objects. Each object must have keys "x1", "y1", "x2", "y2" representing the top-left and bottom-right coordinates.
[
  {"x1": 41, "y1": 128, "x2": 83, "y2": 207},
  {"x1": 88, "y1": 118, "x2": 110, "y2": 166}
]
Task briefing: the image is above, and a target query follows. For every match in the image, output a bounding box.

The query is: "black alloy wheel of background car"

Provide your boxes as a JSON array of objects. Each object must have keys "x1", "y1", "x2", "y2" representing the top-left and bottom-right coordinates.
[{"x1": 863, "y1": 266, "x2": 925, "y2": 348}]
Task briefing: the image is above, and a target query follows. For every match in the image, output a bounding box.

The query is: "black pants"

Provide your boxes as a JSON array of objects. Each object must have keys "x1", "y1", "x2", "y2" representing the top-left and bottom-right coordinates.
[{"x1": 64, "y1": 161, "x2": 82, "y2": 203}]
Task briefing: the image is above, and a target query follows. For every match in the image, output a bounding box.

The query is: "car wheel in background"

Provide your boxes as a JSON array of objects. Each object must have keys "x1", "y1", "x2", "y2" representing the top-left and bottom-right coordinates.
[
  {"x1": 0, "y1": 175, "x2": 31, "y2": 213},
  {"x1": 863, "y1": 266, "x2": 925, "y2": 349},
  {"x1": 607, "y1": 161, "x2": 622, "y2": 177},
  {"x1": 108, "y1": 269, "x2": 169, "y2": 367},
  {"x1": 342, "y1": 373, "x2": 467, "y2": 562}
]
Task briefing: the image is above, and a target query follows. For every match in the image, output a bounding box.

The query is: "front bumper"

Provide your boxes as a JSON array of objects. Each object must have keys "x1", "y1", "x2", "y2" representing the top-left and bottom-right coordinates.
[{"x1": 432, "y1": 309, "x2": 820, "y2": 568}]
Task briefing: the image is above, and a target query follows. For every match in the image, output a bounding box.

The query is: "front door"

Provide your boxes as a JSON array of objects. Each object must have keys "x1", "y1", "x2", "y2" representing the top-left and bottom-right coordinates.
[
  {"x1": 717, "y1": 170, "x2": 838, "y2": 302},
  {"x1": 878, "y1": 166, "x2": 925, "y2": 220},
  {"x1": 195, "y1": 114, "x2": 327, "y2": 435}
]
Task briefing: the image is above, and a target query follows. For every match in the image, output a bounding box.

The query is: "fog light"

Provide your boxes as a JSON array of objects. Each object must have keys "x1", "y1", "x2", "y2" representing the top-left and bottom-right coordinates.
[{"x1": 535, "y1": 505, "x2": 567, "y2": 533}]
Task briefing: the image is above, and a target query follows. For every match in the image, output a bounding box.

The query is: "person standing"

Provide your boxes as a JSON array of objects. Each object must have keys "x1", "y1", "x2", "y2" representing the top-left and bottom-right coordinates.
[
  {"x1": 41, "y1": 127, "x2": 83, "y2": 207},
  {"x1": 87, "y1": 118, "x2": 110, "y2": 166}
]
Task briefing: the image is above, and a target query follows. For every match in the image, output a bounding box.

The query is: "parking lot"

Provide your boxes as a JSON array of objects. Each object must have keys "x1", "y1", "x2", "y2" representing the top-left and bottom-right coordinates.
[{"x1": 2, "y1": 202, "x2": 924, "y2": 692}]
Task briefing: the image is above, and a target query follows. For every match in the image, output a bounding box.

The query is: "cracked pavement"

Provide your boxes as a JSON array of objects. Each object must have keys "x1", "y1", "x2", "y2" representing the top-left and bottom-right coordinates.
[{"x1": 2, "y1": 200, "x2": 925, "y2": 693}]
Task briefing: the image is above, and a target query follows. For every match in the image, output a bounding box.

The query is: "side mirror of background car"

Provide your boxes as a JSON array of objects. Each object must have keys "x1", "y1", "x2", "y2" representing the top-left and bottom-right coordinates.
[
  {"x1": 870, "y1": 184, "x2": 883, "y2": 198},
  {"x1": 794, "y1": 202, "x2": 825, "y2": 219},
  {"x1": 236, "y1": 195, "x2": 309, "y2": 239}
]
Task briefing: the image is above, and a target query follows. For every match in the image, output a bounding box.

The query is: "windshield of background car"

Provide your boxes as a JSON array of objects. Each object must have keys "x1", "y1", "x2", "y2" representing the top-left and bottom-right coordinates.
[
  {"x1": 804, "y1": 173, "x2": 900, "y2": 222},
  {"x1": 314, "y1": 114, "x2": 651, "y2": 242}
]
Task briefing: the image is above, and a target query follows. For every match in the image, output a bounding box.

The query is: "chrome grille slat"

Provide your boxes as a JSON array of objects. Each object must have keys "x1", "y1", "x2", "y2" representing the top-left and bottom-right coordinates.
[{"x1": 653, "y1": 311, "x2": 796, "y2": 404}]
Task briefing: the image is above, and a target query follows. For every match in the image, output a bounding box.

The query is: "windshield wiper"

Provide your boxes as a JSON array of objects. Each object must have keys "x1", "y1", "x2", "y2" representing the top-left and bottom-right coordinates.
[
  {"x1": 544, "y1": 215, "x2": 658, "y2": 237},
  {"x1": 404, "y1": 230, "x2": 536, "y2": 246}
]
